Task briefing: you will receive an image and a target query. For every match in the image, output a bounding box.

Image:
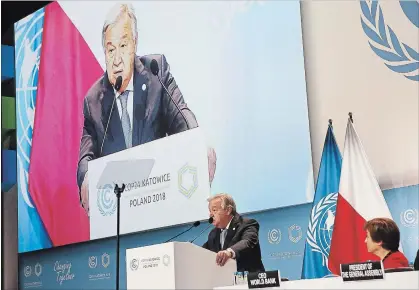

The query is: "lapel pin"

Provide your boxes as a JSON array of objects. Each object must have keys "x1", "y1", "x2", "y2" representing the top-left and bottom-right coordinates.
[
  {"x1": 233, "y1": 228, "x2": 235, "y2": 231},
  {"x1": 142, "y1": 84, "x2": 146, "y2": 91}
]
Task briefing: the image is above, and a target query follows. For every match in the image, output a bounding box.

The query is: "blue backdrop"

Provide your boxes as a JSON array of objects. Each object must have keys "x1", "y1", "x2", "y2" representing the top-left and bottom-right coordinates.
[{"x1": 19, "y1": 185, "x2": 418, "y2": 289}]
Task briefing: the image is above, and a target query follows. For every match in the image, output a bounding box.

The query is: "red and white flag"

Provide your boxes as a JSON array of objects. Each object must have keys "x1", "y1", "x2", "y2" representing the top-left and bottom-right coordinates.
[
  {"x1": 328, "y1": 117, "x2": 394, "y2": 274},
  {"x1": 28, "y1": 2, "x2": 103, "y2": 246}
]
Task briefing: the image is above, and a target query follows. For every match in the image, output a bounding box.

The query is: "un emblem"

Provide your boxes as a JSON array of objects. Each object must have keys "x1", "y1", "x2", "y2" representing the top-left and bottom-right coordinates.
[
  {"x1": 306, "y1": 193, "x2": 338, "y2": 266},
  {"x1": 178, "y1": 164, "x2": 198, "y2": 198},
  {"x1": 360, "y1": 1, "x2": 419, "y2": 81},
  {"x1": 97, "y1": 184, "x2": 116, "y2": 216},
  {"x1": 15, "y1": 8, "x2": 45, "y2": 215}
]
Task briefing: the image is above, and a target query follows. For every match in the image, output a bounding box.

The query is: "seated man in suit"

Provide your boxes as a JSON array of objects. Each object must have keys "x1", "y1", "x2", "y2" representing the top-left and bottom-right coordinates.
[
  {"x1": 364, "y1": 217, "x2": 409, "y2": 269},
  {"x1": 203, "y1": 193, "x2": 265, "y2": 272},
  {"x1": 77, "y1": 3, "x2": 216, "y2": 214}
]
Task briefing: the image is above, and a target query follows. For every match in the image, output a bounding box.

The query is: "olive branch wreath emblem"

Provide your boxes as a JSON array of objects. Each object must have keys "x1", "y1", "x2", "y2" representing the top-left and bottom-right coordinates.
[
  {"x1": 360, "y1": 1, "x2": 419, "y2": 81},
  {"x1": 306, "y1": 192, "x2": 338, "y2": 266}
]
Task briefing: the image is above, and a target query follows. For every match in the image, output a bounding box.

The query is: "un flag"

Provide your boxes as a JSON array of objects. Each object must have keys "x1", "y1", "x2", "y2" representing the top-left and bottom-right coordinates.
[{"x1": 301, "y1": 121, "x2": 342, "y2": 279}]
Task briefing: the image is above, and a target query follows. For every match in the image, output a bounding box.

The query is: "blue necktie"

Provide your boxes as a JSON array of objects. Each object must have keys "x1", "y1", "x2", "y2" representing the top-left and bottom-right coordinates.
[{"x1": 119, "y1": 91, "x2": 132, "y2": 148}]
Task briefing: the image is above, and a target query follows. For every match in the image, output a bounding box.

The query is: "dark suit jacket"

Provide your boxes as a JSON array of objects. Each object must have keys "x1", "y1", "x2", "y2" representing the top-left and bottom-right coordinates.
[
  {"x1": 203, "y1": 214, "x2": 265, "y2": 272},
  {"x1": 414, "y1": 249, "x2": 419, "y2": 271},
  {"x1": 77, "y1": 54, "x2": 198, "y2": 192}
]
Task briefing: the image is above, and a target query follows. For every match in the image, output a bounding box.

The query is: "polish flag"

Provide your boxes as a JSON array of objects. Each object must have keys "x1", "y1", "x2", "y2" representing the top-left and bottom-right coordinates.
[
  {"x1": 28, "y1": 2, "x2": 103, "y2": 246},
  {"x1": 328, "y1": 117, "x2": 394, "y2": 274}
]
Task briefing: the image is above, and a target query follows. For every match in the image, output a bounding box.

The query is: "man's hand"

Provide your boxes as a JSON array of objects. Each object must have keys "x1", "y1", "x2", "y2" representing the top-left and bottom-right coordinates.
[
  {"x1": 216, "y1": 250, "x2": 232, "y2": 266},
  {"x1": 81, "y1": 172, "x2": 89, "y2": 216}
]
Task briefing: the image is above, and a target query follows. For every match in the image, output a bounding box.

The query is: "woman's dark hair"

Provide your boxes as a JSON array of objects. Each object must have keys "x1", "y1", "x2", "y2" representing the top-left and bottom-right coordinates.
[{"x1": 364, "y1": 218, "x2": 400, "y2": 251}]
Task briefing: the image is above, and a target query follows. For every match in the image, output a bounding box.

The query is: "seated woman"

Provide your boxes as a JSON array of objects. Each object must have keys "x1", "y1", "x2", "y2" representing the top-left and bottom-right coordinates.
[{"x1": 364, "y1": 217, "x2": 409, "y2": 269}]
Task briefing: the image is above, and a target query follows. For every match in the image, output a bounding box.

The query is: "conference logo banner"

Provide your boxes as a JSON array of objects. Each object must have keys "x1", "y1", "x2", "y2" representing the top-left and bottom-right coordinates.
[
  {"x1": 19, "y1": 238, "x2": 117, "y2": 289},
  {"x1": 253, "y1": 205, "x2": 310, "y2": 281},
  {"x1": 21, "y1": 262, "x2": 43, "y2": 289}
]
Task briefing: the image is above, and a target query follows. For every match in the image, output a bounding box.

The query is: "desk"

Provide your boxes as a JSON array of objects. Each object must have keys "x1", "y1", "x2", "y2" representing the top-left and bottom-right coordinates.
[{"x1": 214, "y1": 271, "x2": 419, "y2": 289}]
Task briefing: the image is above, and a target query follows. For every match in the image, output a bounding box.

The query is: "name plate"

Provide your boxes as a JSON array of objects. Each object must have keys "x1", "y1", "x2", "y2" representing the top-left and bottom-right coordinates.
[
  {"x1": 247, "y1": 271, "x2": 280, "y2": 289},
  {"x1": 340, "y1": 261, "x2": 384, "y2": 282}
]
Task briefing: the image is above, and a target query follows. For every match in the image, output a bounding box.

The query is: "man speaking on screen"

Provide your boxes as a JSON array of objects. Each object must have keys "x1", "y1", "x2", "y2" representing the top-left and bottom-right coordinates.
[
  {"x1": 203, "y1": 193, "x2": 265, "y2": 272},
  {"x1": 77, "y1": 3, "x2": 216, "y2": 215}
]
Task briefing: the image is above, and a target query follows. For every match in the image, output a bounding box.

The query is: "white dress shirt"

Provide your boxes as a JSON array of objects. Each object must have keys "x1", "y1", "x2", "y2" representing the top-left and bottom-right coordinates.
[{"x1": 113, "y1": 75, "x2": 134, "y2": 129}]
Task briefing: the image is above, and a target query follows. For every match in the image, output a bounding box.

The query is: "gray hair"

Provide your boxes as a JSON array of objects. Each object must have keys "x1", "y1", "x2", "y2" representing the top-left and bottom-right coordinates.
[
  {"x1": 208, "y1": 193, "x2": 237, "y2": 215},
  {"x1": 102, "y1": 3, "x2": 138, "y2": 51}
]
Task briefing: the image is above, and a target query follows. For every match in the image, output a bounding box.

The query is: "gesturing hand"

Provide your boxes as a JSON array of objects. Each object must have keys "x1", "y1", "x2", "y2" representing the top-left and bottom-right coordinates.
[{"x1": 216, "y1": 250, "x2": 232, "y2": 266}]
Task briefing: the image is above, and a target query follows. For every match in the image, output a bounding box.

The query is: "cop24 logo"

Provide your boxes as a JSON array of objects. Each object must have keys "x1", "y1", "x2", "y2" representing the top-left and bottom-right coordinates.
[
  {"x1": 178, "y1": 164, "x2": 198, "y2": 199},
  {"x1": 97, "y1": 184, "x2": 116, "y2": 216},
  {"x1": 360, "y1": 1, "x2": 419, "y2": 81}
]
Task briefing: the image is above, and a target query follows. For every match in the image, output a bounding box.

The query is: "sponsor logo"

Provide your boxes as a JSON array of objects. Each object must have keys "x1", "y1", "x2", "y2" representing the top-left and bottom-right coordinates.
[
  {"x1": 87, "y1": 253, "x2": 112, "y2": 281},
  {"x1": 88, "y1": 256, "x2": 98, "y2": 269},
  {"x1": 34, "y1": 263, "x2": 42, "y2": 277},
  {"x1": 102, "y1": 253, "x2": 110, "y2": 268},
  {"x1": 178, "y1": 164, "x2": 198, "y2": 198},
  {"x1": 97, "y1": 184, "x2": 117, "y2": 216},
  {"x1": 130, "y1": 258, "x2": 139, "y2": 271},
  {"x1": 288, "y1": 224, "x2": 303, "y2": 243},
  {"x1": 268, "y1": 229, "x2": 281, "y2": 244},
  {"x1": 400, "y1": 208, "x2": 418, "y2": 228},
  {"x1": 24, "y1": 266, "x2": 32, "y2": 278},
  {"x1": 163, "y1": 254, "x2": 170, "y2": 266}
]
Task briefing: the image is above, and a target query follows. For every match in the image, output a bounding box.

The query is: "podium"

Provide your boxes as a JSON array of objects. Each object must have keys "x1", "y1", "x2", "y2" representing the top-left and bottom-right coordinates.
[
  {"x1": 88, "y1": 128, "x2": 211, "y2": 240},
  {"x1": 126, "y1": 242, "x2": 237, "y2": 289}
]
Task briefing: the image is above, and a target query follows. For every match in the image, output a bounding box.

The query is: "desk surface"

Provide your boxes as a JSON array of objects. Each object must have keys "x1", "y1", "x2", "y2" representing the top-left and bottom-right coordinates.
[{"x1": 215, "y1": 271, "x2": 419, "y2": 289}]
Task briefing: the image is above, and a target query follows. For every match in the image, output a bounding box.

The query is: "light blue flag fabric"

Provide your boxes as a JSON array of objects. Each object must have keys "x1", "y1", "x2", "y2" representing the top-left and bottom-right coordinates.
[
  {"x1": 15, "y1": 8, "x2": 52, "y2": 253},
  {"x1": 301, "y1": 122, "x2": 342, "y2": 279}
]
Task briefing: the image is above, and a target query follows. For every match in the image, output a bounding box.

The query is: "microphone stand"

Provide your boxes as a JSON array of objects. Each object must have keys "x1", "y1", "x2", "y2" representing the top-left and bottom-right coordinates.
[
  {"x1": 189, "y1": 224, "x2": 212, "y2": 244},
  {"x1": 114, "y1": 183, "x2": 125, "y2": 290},
  {"x1": 164, "y1": 224, "x2": 195, "y2": 243}
]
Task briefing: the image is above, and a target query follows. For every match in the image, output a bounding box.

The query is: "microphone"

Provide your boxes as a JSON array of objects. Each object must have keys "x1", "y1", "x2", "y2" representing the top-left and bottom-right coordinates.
[
  {"x1": 189, "y1": 217, "x2": 214, "y2": 244},
  {"x1": 149, "y1": 59, "x2": 190, "y2": 130},
  {"x1": 165, "y1": 220, "x2": 201, "y2": 243},
  {"x1": 100, "y1": 76, "x2": 122, "y2": 155}
]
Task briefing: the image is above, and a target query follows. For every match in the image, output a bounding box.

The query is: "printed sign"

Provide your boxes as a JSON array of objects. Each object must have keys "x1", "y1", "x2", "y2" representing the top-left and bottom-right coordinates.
[
  {"x1": 340, "y1": 261, "x2": 384, "y2": 282},
  {"x1": 247, "y1": 271, "x2": 280, "y2": 289}
]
